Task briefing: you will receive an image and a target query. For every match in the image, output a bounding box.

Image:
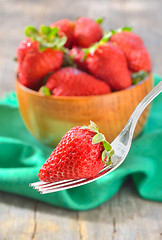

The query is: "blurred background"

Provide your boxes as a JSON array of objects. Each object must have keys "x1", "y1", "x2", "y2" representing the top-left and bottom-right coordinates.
[
  {"x1": 0, "y1": 0, "x2": 162, "y2": 97},
  {"x1": 0, "y1": 0, "x2": 162, "y2": 239}
]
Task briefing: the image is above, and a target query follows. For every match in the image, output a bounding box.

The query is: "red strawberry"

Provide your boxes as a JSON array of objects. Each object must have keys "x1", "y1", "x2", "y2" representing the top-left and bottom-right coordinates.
[
  {"x1": 86, "y1": 42, "x2": 132, "y2": 91},
  {"x1": 110, "y1": 31, "x2": 151, "y2": 72},
  {"x1": 73, "y1": 17, "x2": 103, "y2": 48},
  {"x1": 16, "y1": 37, "x2": 38, "y2": 64},
  {"x1": 17, "y1": 26, "x2": 66, "y2": 89},
  {"x1": 50, "y1": 19, "x2": 74, "y2": 48},
  {"x1": 41, "y1": 67, "x2": 111, "y2": 96},
  {"x1": 38, "y1": 121, "x2": 114, "y2": 182},
  {"x1": 69, "y1": 47, "x2": 88, "y2": 71},
  {"x1": 18, "y1": 45, "x2": 64, "y2": 89}
]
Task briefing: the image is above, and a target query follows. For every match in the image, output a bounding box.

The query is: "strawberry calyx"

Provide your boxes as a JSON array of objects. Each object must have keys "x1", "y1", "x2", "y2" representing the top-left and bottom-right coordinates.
[
  {"x1": 83, "y1": 26, "x2": 132, "y2": 60},
  {"x1": 131, "y1": 70, "x2": 148, "y2": 85},
  {"x1": 81, "y1": 121, "x2": 114, "y2": 166},
  {"x1": 39, "y1": 86, "x2": 51, "y2": 96},
  {"x1": 25, "y1": 25, "x2": 67, "y2": 52},
  {"x1": 100, "y1": 26, "x2": 132, "y2": 44},
  {"x1": 95, "y1": 18, "x2": 104, "y2": 25}
]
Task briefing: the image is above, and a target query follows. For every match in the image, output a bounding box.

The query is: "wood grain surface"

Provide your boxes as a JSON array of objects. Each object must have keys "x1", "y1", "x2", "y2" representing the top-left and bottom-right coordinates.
[{"x1": 0, "y1": 0, "x2": 162, "y2": 239}]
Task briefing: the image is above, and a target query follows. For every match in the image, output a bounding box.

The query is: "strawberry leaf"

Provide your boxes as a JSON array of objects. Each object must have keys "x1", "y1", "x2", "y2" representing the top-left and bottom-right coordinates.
[
  {"x1": 81, "y1": 121, "x2": 114, "y2": 166},
  {"x1": 103, "y1": 140, "x2": 112, "y2": 151},
  {"x1": 100, "y1": 26, "x2": 132, "y2": 44},
  {"x1": 88, "y1": 122, "x2": 99, "y2": 133},
  {"x1": 40, "y1": 25, "x2": 51, "y2": 35},
  {"x1": 81, "y1": 121, "x2": 99, "y2": 133},
  {"x1": 99, "y1": 32, "x2": 113, "y2": 44},
  {"x1": 96, "y1": 18, "x2": 104, "y2": 25},
  {"x1": 39, "y1": 86, "x2": 51, "y2": 96},
  {"x1": 92, "y1": 133, "x2": 105, "y2": 144},
  {"x1": 25, "y1": 26, "x2": 39, "y2": 37},
  {"x1": 82, "y1": 43, "x2": 98, "y2": 60},
  {"x1": 131, "y1": 70, "x2": 148, "y2": 85},
  {"x1": 101, "y1": 150, "x2": 112, "y2": 166},
  {"x1": 80, "y1": 126, "x2": 91, "y2": 130},
  {"x1": 121, "y1": 26, "x2": 133, "y2": 32},
  {"x1": 83, "y1": 26, "x2": 132, "y2": 60},
  {"x1": 82, "y1": 48, "x2": 89, "y2": 61},
  {"x1": 90, "y1": 121, "x2": 99, "y2": 132},
  {"x1": 102, "y1": 150, "x2": 107, "y2": 162},
  {"x1": 25, "y1": 25, "x2": 67, "y2": 52}
]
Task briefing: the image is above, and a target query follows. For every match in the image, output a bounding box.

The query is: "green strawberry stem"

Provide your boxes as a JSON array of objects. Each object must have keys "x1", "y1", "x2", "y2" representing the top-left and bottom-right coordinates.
[
  {"x1": 81, "y1": 121, "x2": 114, "y2": 166},
  {"x1": 39, "y1": 86, "x2": 51, "y2": 96},
  {"x1": 100, "y1": 26, "x2": 132, "y2": 44},
  {"x1": 25, "y1": 25, "x2": 67, "y2": 52},
  {"x1": 131, "y1": 70, "x2": 148, "y2": 85},
  {"x1": 83, "y1": 26, "x2": 132, "y2": 60}
]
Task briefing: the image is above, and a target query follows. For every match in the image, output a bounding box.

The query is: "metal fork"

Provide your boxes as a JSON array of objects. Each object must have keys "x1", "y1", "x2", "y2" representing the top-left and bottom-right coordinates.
[{"x1": 30, "y1": 81, "x2": 162, "y2": 194}]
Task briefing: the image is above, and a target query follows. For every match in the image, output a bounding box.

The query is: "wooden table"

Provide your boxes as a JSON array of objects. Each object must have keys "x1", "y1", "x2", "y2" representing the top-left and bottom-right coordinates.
[{"x1": 0, "y1": 0, "x2": 162, "y2": 239}]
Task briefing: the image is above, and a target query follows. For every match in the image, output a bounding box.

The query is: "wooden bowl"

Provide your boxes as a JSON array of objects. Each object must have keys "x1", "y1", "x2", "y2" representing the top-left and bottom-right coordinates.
[{"x1": 16, "y1": 74, "x2": 153, "y2": 147}]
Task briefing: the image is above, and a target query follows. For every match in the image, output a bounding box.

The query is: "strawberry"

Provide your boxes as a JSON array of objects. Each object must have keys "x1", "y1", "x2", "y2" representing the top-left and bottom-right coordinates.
[
  {"x1": 16, "y1": 37, "x2": 38, "y2": 64},
  {"x1": 18, "y1": 47, "x2": 64, "y2": 89},
  {"x1": 110, "y1": 31, "x2": 151, "y2": 72},
  {"x1": 86, "y1": 42, "x2": 132, "y2": 91},
  {"x1": 69, "y1": 47, "x2": 88, "y2": 71},
  {"x1": 73, "y1": 17, "x2": 103, "y2": 48},
  {"x1": 40, "y1": 67, "x2": 111, "y2": 96},
  {"x1": 38, "y1": 121, "x2": 114, "y2": 182},
  {"x1": 17, "y1": 26, "x2": 66, "y2": 89},
  {"x1": 50, "y1": 19, "x2": 74, "y2": 48}
]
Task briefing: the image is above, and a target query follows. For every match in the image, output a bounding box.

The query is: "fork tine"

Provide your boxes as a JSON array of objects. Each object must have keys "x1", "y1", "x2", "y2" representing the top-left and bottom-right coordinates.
[
  {"x1": 30, "y1": 178, "x2": 75, "y2": 188},
  {"x1": 29, "y1": 181, "x2": 47, "y2": 187},
  {"x1": 33, "y1": 179, "x2": 74, "y2": 189},
  {"x1": 38, "y1": 178, "x2": 86, "y2": 192},
  {"x1": 40, "y1": 177, "x2": 95, "y2": 194}
]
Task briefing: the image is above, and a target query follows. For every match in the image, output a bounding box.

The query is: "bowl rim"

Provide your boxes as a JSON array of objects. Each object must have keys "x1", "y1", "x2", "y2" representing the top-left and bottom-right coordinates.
[{"x1": 16, "y1": 73, "x2": 152, "y2": 101}]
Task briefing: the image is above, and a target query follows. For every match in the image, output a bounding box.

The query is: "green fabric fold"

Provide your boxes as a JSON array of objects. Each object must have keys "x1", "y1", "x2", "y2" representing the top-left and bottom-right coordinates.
[{"x1": 0, "y1": 75, "x2": 161, "y2": 210}]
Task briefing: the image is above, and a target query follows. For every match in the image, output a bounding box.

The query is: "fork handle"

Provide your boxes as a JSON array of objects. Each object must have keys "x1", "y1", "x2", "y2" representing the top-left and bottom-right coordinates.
[{"x1": 128, "y1": 80, "x2": 162, "y2": 135}]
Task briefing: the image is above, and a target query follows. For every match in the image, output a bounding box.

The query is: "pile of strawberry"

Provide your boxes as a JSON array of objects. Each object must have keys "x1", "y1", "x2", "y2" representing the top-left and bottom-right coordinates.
[{"x1": 17, "y1": 17, "x2": 151, "y2": 96}]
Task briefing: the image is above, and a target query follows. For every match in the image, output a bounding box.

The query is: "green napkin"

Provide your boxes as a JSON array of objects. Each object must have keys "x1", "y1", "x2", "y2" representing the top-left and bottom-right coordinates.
[{"x1": 0, "y1": 75, "x2": 162, "y2": 210}]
